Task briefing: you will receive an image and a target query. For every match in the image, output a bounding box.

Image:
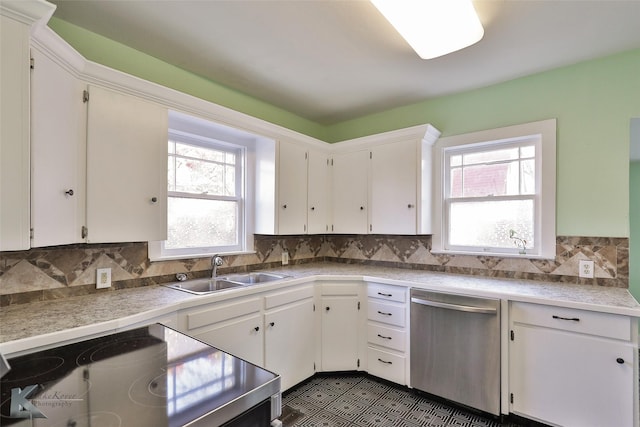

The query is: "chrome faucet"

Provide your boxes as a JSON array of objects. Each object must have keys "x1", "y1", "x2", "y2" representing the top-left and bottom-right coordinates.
[{"x1": 211, "y1": 255, "x2": 223, "y2": 278}]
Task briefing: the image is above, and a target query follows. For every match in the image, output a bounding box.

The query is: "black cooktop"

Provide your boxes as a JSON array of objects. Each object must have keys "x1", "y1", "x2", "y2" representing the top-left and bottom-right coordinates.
[{"x1": 0, "y1": 324, "x2": 280, "y2": 427}]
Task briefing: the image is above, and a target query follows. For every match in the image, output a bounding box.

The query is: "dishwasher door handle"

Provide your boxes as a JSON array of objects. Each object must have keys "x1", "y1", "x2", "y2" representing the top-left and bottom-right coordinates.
[{"x1": 411, "y1": 297, "x2": 497, "y2": 314}]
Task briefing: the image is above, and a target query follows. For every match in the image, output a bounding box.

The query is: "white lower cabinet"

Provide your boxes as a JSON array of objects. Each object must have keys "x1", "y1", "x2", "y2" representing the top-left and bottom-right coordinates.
[
  {"x1": 178, "y1": 297, "x2": 264, "y2": 366},
  {"x1": 509, "y1": 302, "x2": 637, "y2": 427},
  {"x1": 264, "y1": 285, "x2": 316, "y2": 391},
  {"x1": 321, "y1": 282, "x2": 362, "y2": 371},
  {"x1": 365, "y1": 283, "x2": 408, "y2": 385}
]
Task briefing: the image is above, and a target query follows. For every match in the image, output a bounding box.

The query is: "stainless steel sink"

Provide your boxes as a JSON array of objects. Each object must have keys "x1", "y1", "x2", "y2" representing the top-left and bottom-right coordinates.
[
  {"x1": 164, "y1": 278, "x2": 243, "y2": 295},
  {"x1": 220, "y1": 272, "x2": 289, "y2": 285}
]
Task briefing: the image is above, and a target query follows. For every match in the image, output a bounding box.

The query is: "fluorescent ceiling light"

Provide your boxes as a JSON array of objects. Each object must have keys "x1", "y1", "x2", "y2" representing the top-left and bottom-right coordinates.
[{"x1": 371, "y1": 0, "x2": 484, "y2": 59}]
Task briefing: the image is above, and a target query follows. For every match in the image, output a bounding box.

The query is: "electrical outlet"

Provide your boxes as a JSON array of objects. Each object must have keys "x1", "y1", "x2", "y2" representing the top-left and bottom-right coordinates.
[
  {"x1": 96, "y1": 268, "x2": 112, "y2": 289},
  {"x1": 281, "y1": 251, "x2": 289, "y2": 265},
  {"x1": 579, "y1": 260, "x2": 594, "y2": 278}
]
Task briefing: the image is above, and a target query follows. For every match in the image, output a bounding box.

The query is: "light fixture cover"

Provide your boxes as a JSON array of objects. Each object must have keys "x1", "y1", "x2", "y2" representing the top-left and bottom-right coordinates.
[{"x1": 371, "y1": 0, "x2": 484, "y2": 59}]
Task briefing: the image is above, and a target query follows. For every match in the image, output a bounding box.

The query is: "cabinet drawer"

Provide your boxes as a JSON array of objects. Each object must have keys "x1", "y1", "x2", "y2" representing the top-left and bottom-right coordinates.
[
  {"x1": 367, "y1": 323, "x2": 406, "y2": 352},
  {"x1": 186, "y1": 298, "x2": 262, "y2": 330},
  {"x1": 367, "y1": 283, "x2": 406, "y2": 303},
  {"x1": 368, "y1": 301, "x2": 405, "y2": 327},
  {"x1": 265, "y1": 285, "x2": 314, "y2": 309},
  {"x1": 321, "y1": 282, "x2": 359, "y2": 296},
  {"x1": 367, "y1": 347, "x2": 405, "y2": 385},
  {"x1": 511, "y1": 302, "x2": 631, "y2": 341}
]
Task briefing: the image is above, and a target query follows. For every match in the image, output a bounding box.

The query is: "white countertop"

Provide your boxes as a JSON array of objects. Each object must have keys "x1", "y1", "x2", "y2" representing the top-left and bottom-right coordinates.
[{"x1": 2, "y1": 262, "x2": 639, "y2": 355}]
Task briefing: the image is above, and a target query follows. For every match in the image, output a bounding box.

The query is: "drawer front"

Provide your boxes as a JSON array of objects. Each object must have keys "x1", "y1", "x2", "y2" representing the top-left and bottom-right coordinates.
[
  {"x1": 321, "y1": 282, "x2": 360, "y2": 296},
  {"x1": 367, "y1": 283, "x2": 406, "y2": 303},
  {"x1": 511, "y1": 302, "x2": 631, "y2": 341},
  {"x1": 367, "y1": 347, "x2": 405, "y2": 385},
  {"x1": 264, "y1": 285, "x2": 314, "y2": 310},
  {"x1": 186, "y1": 297, "x2": 262, "y2": 330},
  {"x1": 367, "y1": 323, "x2": 406, "y2": 352},
  {"x1": 368, "y1": 301, "x2": 406, "y2": 327}
]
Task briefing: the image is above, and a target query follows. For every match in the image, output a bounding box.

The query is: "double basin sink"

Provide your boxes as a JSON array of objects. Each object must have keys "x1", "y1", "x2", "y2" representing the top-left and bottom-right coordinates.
[{"x1": 164, "y1": 272, "x2": 289, "y2": 295}]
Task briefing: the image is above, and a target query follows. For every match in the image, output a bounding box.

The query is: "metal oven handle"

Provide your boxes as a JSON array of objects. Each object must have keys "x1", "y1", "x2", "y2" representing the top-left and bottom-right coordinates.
[{"x1": 411, "y1": 297, "x2": 497, "y2": 314}]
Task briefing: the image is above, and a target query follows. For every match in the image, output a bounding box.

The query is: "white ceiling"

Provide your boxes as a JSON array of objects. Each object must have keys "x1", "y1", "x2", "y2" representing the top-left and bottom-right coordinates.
[{"x1": 49, "y1": 0, "x2": 640, "y2": 125}]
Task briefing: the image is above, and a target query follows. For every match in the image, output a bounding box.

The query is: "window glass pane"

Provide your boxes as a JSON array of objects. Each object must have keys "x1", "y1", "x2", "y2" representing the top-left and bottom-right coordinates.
[
  {"x1": 450, "y1": 155, "x2": 462, "y2": 167},
  {"x1": 166, "y1": 197, "x2": 238, "y2": 249},
  {"x1": 520, "y1": 145, "x2": 535, "y2": 158},
  {"x1": 461, "y1": 161, "x2": 520, "y2": 197},
  {"x1": 463, "y1": 147, "x2": 518, "y2": 165},
  {"x1": 450, "y1": 168, "x2": 463, "y2": 197},
  {"x1": 448, "y1": 199, "x2": 534, "y2": 249},
  {"x1": 176, "y1": 142, "x2": 226, "y2": 162},
  {"x1": 174, "y1": 157, "x2": 235, "y2": 196},
  {"x1": 521, "y1": 159, "x2": 535, "y2": 194},
  {"x1": 168, "y1": 156, "x2": 176, "y2": 191}
]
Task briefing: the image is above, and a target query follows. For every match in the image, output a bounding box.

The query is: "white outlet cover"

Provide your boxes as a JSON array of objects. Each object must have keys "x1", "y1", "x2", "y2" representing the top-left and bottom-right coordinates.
[
  {"x1": 579, "y1": 260, "x2": 594, "y2": 279},
  {"x1": 96, "y1": 268, "x2": 112, "y2": 289}
]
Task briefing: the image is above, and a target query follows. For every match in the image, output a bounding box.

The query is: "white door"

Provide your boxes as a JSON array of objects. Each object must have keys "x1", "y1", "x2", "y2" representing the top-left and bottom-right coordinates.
[
  {"x1": 86, "y1": 85, "x2": 168, "y2": 243},
  {"x1": 370, "y1": 140, "x2": 417, "y2": 234},
  {"x1": 0, "y1": 16, "x2": 31, "y2": 250},
  {"x1": 321, "y1": 296, "x2": 359, "y2": 371},
  {"x1": 192, "y1": 314, "x2": 264, "y2": 367},
  {"x1": 278, "y1": 140, "x2": 308, "y2": 234},
  {"x1": 307, "y1": 149, "x2": 329, "y2": 234},
  {"x1": 31, "y1": 47, "x2": 87, "y2": 247},
  {"x1": 331, "y1": 150, "x2": 368, "y2": 234},
  {"x1": 510, "y1": 325, "x2": 635, "y2": 427},
  {"x1": 265, "y1": 298, "x2": 316, "y2": 390}
]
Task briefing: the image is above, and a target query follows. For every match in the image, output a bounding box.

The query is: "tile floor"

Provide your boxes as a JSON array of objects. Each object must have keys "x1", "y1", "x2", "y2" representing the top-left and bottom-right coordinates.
[{"x1": 280, "y1": 374, "x2": 527, "y2": 427}]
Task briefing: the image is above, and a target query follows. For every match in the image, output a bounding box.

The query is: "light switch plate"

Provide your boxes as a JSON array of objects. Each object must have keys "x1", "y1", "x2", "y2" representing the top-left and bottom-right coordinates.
[
  {"x1": 96, "y1": 268, "x2": 112, "y2": 289},
  {"x1": 281, "y1": 251, "x2": 289, "y2": 265}
]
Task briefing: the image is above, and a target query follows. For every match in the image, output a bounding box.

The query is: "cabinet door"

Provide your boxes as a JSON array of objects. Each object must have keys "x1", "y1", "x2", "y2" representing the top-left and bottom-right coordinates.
[
  {"x1": 86, "y1": 85, "x2": 168, "y2": 243},
  {"x1": 0, "y1": 16, "x2": 31, "y2": 250},
  {"x1": 265, "y1": 298, "x2": 315, "y2": 391},
  {"x1": 307, "y1": 149, "x2": 329, "y2": 234},
  {"x1": 278, "y1": 140, "x2": 307, "y2": 234},
  {"x1": 331, "y1": 151, "x2": 368, "y2": 234},
  {"x1": 191, "y1": 314, "x2": 263, "y2": 367},
  {"x1": 510, "y1": 324, "x2": 635, "y2": 427},
  {"x1": 30, "y1": 47, "x2": 87, "y2": 247},
  {"x1": 321, "y1": 296, "x2": 359, "y2": 371},
  {"x1": 370, "y1": 140, "x2": 417, "y2": 234}
]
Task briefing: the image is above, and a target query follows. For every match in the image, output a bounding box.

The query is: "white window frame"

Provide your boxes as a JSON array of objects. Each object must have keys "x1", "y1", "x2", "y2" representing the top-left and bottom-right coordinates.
[
  {"x1": 432, "y1": 119, "x2": 556, "y2": 259},
  {"x1": 149, "y1": 110, "x2": 257, "y2": 261}
]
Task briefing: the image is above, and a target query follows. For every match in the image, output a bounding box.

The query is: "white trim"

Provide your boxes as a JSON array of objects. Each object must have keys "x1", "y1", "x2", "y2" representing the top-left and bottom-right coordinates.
[
  {"x1": 331, "y1": 123, "x2": 441, "y2": 152},
  {"x1": 433, "y1": 119, "x2": 557, "y2": 259}
]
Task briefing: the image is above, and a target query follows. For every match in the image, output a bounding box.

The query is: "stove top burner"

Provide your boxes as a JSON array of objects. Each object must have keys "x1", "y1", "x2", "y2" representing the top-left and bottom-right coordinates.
[{"x1": 0, "y1": 324, "x2": 280, "y2": 427}]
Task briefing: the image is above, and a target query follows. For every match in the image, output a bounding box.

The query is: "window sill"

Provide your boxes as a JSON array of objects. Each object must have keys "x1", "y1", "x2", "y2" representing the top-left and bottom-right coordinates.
[
  {"x1": 430, "y1": 249, "x2": 555, "y2": 260},
  {"x1": 149, "y1": 250, "x2": 257, "y2": 263}
]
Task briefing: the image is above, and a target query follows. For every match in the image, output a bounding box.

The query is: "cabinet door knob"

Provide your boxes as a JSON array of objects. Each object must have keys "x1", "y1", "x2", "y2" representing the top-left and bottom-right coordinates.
[
  {"x1": 310, "y1": 206, "x2": 315, "y2": 211},
  {"x1": 325, "y1": 306, "x2": 330, "y2": 311},
  {"x1": 282, "y1": 204, "x2": 287, "y2": 209},
  {"x1": 407, "y1": 204, "x2": 415, "y2": 209},
  {"x1": 65, "y1": 189, "x2": 74, "y2": 196},
  {"x1": 254, "y1": 326, "x2": 260, "y2": 332},
  {"x1": 151, "y1": 197, "x2": 158, "y2": 203},
  {"x1": 360, "y1": 206, "x2": 364, "y2": 210},
  {"x1": 270, "y1": 322, "x2": 275, "y2": 327},
  {"x1": 617, "y1": 358, "x2": 625, "y2": 364}
]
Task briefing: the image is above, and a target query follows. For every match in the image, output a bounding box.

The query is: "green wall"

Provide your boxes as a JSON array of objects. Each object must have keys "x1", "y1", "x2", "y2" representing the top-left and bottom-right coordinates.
[
  {"x1": 631, "y1": 161, "x2": 640, "y2": 299},
  {"x1": 49, "y1": 17, "x2": 640, "y2": 239}
]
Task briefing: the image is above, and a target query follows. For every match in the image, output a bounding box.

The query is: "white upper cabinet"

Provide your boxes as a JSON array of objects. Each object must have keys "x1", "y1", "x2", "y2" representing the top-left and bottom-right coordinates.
[
  {"x1": 30, "y1": 46, "x2": 87, "y2": 247},
  {"x1": 330, "y1": 124, "x2": 440, "y2": 235},
  {"x1": 370, "y1": 140, "x2": 418, "y2": 234},
  {"x1": 331, "y1": 150, "x2": 369, "y2": 234},
  {"x1": 0, "y1": 15, "x2": 32, "y2": 251},
  {"x1": 85, "y1": 85, "x2": 168, "y2": 243},
  {"x1": 256, "y1": 139, "x2": 329, "y2": 235},
  {"x1": 277, "y1": 140, "x2": 308, "y2": 235},
  {"x1": 307, "y1": 149, "x2": 330, "y2": 234}
]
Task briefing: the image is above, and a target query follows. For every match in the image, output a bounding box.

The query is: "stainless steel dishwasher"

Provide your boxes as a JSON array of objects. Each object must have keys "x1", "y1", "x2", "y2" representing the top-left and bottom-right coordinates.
[{"x1": 410, "y1": 288, "x2": 501, "y2": 415}]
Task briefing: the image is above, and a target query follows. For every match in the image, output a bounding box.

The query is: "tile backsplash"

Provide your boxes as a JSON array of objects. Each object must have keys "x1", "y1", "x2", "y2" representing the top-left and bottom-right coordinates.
[{"x1": 0, "y1": 235, "x2": 628, "y2": 306}]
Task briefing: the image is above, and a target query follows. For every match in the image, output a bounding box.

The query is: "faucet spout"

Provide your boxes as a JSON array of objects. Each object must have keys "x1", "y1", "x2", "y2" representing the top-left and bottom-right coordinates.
[{"x1": 211, "y1": 255, "x2": 224, "y2": 278}]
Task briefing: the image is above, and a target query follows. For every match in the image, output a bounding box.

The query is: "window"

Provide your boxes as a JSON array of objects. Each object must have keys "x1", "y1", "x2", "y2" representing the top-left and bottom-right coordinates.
[
  {"x1": 149, "y1": 110, "x2": 262, "y2": 261},
  {"x1": 165, "y1": 133, "x2": 244, "y2": 254},
  {"x1": 433, "y1": 119, "x2": 556, "y2": 258}
]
